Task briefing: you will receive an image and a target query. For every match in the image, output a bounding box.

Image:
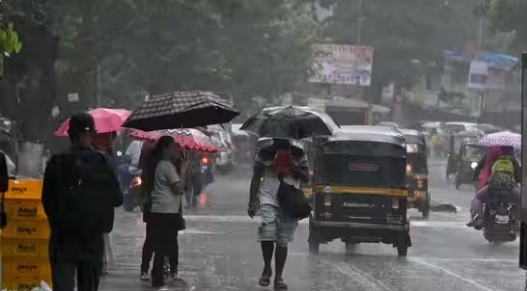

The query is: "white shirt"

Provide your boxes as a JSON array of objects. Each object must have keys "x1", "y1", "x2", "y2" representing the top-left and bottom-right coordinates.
[
  {"x1": 125, "y1": 141, "x2": 143, "y2": 174},
  {"x1": 255, "y1": 150, "x2": 308, "y2": 207},
  {"x1": 151, "y1": 160, "x2": 182, "y2": 213}
]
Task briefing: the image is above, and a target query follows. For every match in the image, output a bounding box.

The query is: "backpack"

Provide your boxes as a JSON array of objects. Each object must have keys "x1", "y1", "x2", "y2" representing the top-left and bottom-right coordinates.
[
  {"x1": 489, "y1": 156, "x2": 515, "y2": 188},
  {"x1": 53, "y1": 150, "x2": 117, "y2": 236}
]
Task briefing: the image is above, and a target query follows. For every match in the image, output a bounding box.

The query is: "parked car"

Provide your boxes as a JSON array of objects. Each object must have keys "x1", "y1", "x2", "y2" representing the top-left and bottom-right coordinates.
[{"x1": 207, "y1": 127, "x2": 234, "y2": 174}]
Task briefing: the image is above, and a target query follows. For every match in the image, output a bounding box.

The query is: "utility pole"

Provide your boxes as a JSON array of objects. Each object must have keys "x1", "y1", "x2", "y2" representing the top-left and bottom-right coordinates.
[{"x1": 357, "y1": 0, "x2": 364, "y2": 45}]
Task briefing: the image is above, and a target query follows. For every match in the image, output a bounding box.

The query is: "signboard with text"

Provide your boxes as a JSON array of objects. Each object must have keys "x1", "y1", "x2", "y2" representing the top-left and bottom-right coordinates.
[{"x1": 309, "y1": 44, "x2": 373, "y2": 86}]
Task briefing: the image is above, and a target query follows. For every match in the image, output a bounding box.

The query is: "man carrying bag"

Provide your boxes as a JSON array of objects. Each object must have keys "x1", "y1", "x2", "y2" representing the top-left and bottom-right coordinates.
[{"x1": 248, "y1": 138, "x2": 310, "y2": 291}]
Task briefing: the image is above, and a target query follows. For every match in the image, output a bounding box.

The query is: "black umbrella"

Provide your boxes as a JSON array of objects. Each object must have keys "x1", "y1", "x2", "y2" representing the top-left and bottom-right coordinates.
[
  {"x1": 122, "y1": 91, "x2": 240, "y2": 131},
  {"x1": 240, "y1": 106, "x2": 339, "y2": 139}
]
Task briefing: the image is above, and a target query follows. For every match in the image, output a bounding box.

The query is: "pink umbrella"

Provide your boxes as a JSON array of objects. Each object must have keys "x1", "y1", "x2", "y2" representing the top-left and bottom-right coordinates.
[
  {"x1": 478, "y1": 131, "x2": 521, "y2": 149},
  {"x1": 55, "y1": 108, "x2": 131, "y2": 136},
  {"x1": 129, "y1": 128, "x2": 218, "y2": 153}
]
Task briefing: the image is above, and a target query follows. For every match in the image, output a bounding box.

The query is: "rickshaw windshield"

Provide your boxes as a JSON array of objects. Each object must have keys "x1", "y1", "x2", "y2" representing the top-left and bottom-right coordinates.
[
  {"x1": 453, "y1": 137, "x2": 465, "y2": 152},
  {"x1": 406, "y1": 153, "x2": 427, "y2": 174},
  {"x1": 314, "y1": 141, "x2": 406, "y2": 188},
  {"x1": 463, "y1": 145, "x2": 485, "y2": 160}
]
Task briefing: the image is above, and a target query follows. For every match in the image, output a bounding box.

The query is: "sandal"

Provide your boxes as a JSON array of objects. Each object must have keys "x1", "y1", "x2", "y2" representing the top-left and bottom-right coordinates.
[
  {"x1": 274, "y1": 277, "x2": 288, "y2": 291},
  {"x1": 258, "y1": 267, "x2": 272, "y2": 287}
]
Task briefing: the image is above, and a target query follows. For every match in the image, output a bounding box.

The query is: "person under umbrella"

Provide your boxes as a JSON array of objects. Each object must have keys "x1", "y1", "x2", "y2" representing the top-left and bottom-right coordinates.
[
  {"x1": 42, "y1": 112, "x2": 123, "y2": 291},
  {"x1": 143, "y1": 136, "x2": 189, "y2": 287},
  {"x1": 248, "y1": 138, "x2": 309, "y2": 291}
]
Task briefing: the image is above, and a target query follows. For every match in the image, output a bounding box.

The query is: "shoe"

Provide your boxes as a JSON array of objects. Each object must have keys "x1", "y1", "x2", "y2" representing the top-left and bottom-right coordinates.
[
  {"x1": 274, "y1": 277, "x2": 288, "y2": 291},
  {"x1": 258, "y1": 267, "x2": 272, "y2": 287},
  {"x1": 140, "y1": 272, "x2": 150, "y2": 282},
  {"x1": 168, "y1": 272, "x2": 181, "y2": 282}
]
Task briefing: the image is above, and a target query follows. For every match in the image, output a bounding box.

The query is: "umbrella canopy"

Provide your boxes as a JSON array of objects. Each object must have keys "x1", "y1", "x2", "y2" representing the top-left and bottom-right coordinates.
[
  {"x1": 55, "y1": 108, "x2": 131, "y2": 136},
  {"x1": 478, "y1": 131, "x2": 521, "y2": 149},
  {"x1": 122, "y1": 91, "x2": 240, "y2": 131},
  {"x1": 129, "y1": 128, "x2": 218, "y2": 153},
  {"x1": 240, "y1": 106, "x2": 339, "y2": 139}
]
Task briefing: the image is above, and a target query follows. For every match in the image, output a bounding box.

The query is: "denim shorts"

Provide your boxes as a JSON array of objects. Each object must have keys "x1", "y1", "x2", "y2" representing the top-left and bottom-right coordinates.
[{"x1": 257, "y1": 204, "x2": 298, "y2": 246}]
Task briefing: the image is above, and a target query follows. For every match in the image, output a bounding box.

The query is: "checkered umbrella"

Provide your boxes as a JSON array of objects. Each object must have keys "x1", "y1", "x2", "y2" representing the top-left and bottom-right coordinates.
[
  {"x1": 122, "y1": 91, "x2": 240, "y2": 131},
  {"x1": 240, "y1": 106, "x2": 339, "y2": 139},
  {"x1": 478, "y1": 131, "x2": 521, "y2": 149}
]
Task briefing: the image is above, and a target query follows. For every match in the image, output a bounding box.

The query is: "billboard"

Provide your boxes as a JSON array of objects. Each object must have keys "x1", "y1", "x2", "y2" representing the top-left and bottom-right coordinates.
[
  {"x1": 467, "y1": 61, "x2": 488, "y2": 90},
  {"x1": 309, "y1": 44, "x2": 373, "y2": 86}
]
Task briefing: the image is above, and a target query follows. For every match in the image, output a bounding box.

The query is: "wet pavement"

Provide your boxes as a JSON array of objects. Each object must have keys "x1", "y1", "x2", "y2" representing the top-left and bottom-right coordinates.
[{"x1": 99, "y1": 162, "x2": 525, "y2": 291}]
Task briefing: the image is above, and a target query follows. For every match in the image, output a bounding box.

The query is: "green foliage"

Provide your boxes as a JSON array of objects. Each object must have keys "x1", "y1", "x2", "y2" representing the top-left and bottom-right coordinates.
[
  {"x1": 38, "y1": 0, "x2": 319, "y2": 109},
  {"x1": 0, "y1": 23, "x2": 23, "y2": 75},
  {"x1": 489, "y1": 0, "x2": 527, "y2": 50}
]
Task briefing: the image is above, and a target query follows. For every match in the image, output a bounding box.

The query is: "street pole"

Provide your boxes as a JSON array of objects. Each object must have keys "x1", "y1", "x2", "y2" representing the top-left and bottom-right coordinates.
[{"x1": 357, "y1": 0, "x2": 363, "y2": 45}]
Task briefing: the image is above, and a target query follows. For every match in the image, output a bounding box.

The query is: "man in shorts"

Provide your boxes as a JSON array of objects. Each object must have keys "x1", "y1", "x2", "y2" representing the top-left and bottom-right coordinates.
[{"x1": 247, "y1": 138, "x2": 309, "y2": 291}]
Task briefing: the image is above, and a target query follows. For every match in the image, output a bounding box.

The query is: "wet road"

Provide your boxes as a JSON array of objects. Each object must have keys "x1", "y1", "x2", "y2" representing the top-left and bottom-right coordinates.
[{"x1": 100, "y1": 162, "x2": 525, "y2": 291}]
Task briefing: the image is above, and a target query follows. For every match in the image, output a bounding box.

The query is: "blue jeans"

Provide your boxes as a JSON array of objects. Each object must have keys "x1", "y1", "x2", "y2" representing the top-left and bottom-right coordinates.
[{"x1": 117, "y1": 164, "x2": 133, "y2": 192}]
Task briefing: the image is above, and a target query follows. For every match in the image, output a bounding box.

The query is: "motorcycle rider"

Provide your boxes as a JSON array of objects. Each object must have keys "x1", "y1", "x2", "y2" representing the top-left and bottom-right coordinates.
[{"x1": 467, "y1": 145, "x2": 520, "y2": 228}]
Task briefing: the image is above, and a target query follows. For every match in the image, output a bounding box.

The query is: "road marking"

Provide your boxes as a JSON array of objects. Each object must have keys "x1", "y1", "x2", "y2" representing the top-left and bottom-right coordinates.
[
  {"x1": 410, "y1": 256, "x2": 518, "y2": 263},
  {"x1": 409, "y1": 257, "x2": 497, "y2": 291},
  {"x1": 331, "y1": 261, "x2": 391, "y2": 291}
]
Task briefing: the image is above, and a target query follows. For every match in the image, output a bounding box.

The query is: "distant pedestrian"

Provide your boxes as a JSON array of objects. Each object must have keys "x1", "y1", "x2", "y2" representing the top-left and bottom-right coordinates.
[
  {"x1": 248, "y1": 138, "x2": 309, "y2": 291},
  {"x1": 144, "y1": 136, "x2": 188, "y2": 288},
  {"x1": 42, "y1": 112, "x2": 123, "y2": 291}
]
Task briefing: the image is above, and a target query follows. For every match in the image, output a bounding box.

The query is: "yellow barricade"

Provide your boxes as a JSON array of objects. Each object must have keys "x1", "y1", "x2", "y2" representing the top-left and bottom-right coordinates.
[
  {"x1": 2, "y1": 221, "x2": 50, "y2": 239},
  {"x1": 2, "y1": 275, "x2": 52, "y2": 291},
  {"x1": 4, "y1": 179, "x2": 43, "y2": 200},
  {"x1": 1, "y1": 179, "x2": 52, "y2": 291},
  {"x1": 1, "y1": 238, "x2": 49, "y2": 259}
]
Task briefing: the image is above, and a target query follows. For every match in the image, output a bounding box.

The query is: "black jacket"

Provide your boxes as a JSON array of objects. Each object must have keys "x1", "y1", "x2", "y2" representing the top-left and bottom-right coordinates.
[{"x1": 42, "y1": 145, "x2": 123, "y2": 235}]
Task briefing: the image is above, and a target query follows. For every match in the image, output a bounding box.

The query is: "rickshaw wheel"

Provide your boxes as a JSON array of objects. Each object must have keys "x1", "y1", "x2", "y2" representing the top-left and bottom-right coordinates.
[
  {"x1": 422, "y1": 207, "x2": 430, "y2": 219},
  {"x1": 421, "y1": 196, "x2": 430, "y2": 219},
  {"x1": 308, "y1": 240, "x2": 320, "y2": 254},
  {"x1": 397, "y1": 246, "x2": 408, "y2": 257}
]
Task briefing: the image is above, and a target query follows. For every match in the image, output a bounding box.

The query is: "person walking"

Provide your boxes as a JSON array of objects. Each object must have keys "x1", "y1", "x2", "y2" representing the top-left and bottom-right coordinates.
[
  {"x1": 42, "y1": 112, "x2": 123, "y2": 291},
  {"x1": 248, "y1": 138, "x2": 309, "y2": 291},
  {"x1": 144, "y1": 136, "x2": 188, "y2": 288}
]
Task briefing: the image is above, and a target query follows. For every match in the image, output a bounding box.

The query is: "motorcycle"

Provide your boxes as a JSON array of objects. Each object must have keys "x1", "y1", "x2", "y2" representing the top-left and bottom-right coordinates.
[
  {"x1": 201, "y1": 155, "x2": 214, "y2": 186},
  {"x1": 480, "y1": 187, "x2": 518, "y2": 243},
  {"x1": 116, "y1": 150, "x2": 144, "y2": 212},
  {"x1": 123, "y1": 175, "x2": 143, "y2": 212}
]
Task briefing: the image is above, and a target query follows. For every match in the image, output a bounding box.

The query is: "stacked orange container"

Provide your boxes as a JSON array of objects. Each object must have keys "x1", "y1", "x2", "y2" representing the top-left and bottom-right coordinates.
[{"x1": 1, "y1": 179, "x2": 52, "y2": 291}]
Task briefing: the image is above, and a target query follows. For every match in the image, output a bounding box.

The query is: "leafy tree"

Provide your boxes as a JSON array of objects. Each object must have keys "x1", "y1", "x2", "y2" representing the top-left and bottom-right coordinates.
[
  {"x1": 0, "y1": 1, "x2": 23, "y2": 76},
  {"x1": 489, "y1": 0, "x2": 527, "y2": 51},
  {"x1": 320, "y1": 0, "x2": 481, "y2": 99}
]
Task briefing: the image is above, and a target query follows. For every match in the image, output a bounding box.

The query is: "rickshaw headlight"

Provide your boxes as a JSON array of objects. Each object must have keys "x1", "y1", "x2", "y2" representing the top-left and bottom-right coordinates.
[
  {"x1": 471, "y1": 162, "x2": 477, "y2": 170},
  {"x1": 406, "y1": 164, "x2": 412, "y2": 173}
]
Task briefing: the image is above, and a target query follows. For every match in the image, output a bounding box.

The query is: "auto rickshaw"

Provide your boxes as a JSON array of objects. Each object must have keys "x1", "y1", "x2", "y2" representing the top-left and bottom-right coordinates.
[
  {"x1": 400, "y1": 129, "x2": 430, "y2": 218},
  {"x1": 446, "y1": 131, "x2": 483, "y2": 180},
  {"x1": 454, "y1": 137, "x2": 486, "y2": 189},
  {"x1": 308, "y1": 126, "x2": 411, "y2": 257}
]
